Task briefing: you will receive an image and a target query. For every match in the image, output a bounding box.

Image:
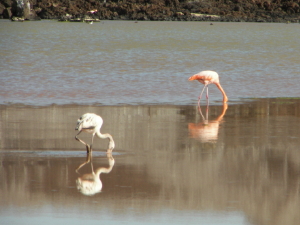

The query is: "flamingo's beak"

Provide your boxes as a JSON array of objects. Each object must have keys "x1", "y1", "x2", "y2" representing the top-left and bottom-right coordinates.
[{"x1": 188, "y1": 76, "x2": 194, "y2": 81}]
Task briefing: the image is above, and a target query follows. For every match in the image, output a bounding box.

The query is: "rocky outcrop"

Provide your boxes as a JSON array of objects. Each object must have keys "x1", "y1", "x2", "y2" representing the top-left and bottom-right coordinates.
[
  {"x1": 2, "y1": 0, "x2": 40, "y2": 20},
  {"x1": 0, "y1": 0, "x2": 299, "y2": 22}
]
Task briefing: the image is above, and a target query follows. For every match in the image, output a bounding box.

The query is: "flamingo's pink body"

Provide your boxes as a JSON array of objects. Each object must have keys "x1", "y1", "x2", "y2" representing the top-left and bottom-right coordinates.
[{"x1": 189, "y1": 70, "x2": 228, "y2": 103}]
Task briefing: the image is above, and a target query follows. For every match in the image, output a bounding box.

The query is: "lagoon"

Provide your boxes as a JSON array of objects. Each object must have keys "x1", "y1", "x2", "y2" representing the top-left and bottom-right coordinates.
[{"x1": 1, "y1": 20, "x2": 300, "y2": 225}]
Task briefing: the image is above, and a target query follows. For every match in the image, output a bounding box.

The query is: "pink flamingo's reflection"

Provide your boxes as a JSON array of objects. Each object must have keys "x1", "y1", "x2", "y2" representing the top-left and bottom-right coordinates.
[
  {"x1": 76, "y1": 151, "x2": 114, "y2": 196},
  {"x1": 189, "y1": 103, "x2": 228, "y2": 143}
]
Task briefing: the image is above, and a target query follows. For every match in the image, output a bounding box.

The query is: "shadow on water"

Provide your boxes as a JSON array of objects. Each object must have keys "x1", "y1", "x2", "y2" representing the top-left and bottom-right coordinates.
[{"x1": 0, "y1": 99, "x2": 300, "y2": 225}]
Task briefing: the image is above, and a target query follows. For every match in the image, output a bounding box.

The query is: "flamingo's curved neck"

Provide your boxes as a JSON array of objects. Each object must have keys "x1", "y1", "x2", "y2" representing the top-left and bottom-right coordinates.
[
  {"x1": 215, "y1": 83, "x2": 228, "y2": 102},
  {"x1": 96, "y1": 131, "x2": 115, "y2": 150}
]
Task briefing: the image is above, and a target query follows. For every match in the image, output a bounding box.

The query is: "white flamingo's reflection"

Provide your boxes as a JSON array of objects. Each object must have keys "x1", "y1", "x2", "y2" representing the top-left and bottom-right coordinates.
[
  {"x1": 188, "y1": 103, "x2": 228, "y2": 143},
  {"x1": 76, "y1": 151, "x2": 115, "y2": 196}
]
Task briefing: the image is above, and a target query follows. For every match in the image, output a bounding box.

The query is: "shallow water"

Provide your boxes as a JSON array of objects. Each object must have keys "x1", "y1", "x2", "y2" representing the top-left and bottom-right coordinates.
[
  {"x1": 1, "y1": 19, "x2": 300, "y2": 224},
  {"x1": 1, "y1": 99, "x2": 300, "y2": 225},
  {"x1": 1, "y1": 20, "x2": 300, "y2": 105}
]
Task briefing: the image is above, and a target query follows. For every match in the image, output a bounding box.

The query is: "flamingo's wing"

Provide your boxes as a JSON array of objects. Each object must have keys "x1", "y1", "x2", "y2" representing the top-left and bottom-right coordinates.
[
  {"x1": 75, "y1": 113, "x2": 101, "y2": 131},
  {"x1": 197, "y1": 71, "x2": 219, "y2": 84},
  {"x1": 189, "y1": 74, "x2": 214, "y2": 84}
]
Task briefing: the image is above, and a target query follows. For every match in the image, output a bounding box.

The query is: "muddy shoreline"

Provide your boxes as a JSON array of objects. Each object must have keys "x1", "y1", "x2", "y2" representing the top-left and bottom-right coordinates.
[{"x1": 1, "y1": 0, "x2": 300, "y2": 23}]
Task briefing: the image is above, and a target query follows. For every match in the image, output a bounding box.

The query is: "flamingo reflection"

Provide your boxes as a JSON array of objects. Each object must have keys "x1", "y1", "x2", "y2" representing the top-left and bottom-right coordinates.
[
  {"x1": 76, "y1": 151, "x2": 115, "y2": 196},
  {"x1": 188, "y1": 103, "x2": 228, "y2": 143}
]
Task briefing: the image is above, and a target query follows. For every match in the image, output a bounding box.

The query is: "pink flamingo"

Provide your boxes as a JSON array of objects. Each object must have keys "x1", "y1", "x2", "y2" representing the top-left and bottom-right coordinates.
[{"x1": 189, "y1": 70, "x2": 228, "y2": 104}]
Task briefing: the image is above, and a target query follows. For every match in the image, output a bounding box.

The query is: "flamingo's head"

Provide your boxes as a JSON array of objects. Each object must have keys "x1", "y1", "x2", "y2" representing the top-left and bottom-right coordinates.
[
  {"x1": 188, "y1": 75, "x2": 206, "y2": 84},
  {"x1": 188, "y1": 75, "x2": 197, "y2": 81}
]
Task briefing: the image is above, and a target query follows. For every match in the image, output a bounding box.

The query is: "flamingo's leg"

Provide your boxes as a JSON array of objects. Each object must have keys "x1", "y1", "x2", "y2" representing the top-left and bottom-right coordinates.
[
  {"x1": 198, "y1": 84, "x2": 207, "y2": 107},
  {"x1": 206, "y1": 86, "x2": 209, "y2": 105},
  {"x1": 86, "y1": 145, "x2": 91, "y2": 153},
  {"x1": 198, "y1": 85, "x2": 206, "y2": 100},
  {"x1": 75, "y1": 131, "x2": 91, "y2": 153},
  {"x1": 206, "y1": 86, "x2": 209, "y2": 99},
  {"x1": 90, "y1": 134, "x2": 96, "y2": 151}
]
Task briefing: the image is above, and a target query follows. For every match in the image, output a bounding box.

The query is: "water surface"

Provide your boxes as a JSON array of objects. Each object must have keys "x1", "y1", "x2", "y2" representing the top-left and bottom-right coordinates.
[
  {"x1": 1, "y1": 20, "x2": 300, "y2": 105},
  {"x1": 1, "y1": 19, "x2": 300, "y2": 225},
  {"x1": 1, "y1": 100, "x2": 300, "y2": 225}
]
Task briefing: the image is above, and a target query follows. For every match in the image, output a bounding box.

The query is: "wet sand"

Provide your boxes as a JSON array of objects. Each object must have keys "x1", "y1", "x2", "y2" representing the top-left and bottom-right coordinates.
[{"x1": 1, "y1": 99, "x2": 300, "y2": 225}]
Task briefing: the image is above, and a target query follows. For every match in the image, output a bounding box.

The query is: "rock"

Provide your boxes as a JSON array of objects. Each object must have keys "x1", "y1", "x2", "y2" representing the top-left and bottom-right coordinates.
[
  {"x1": 0, "y1": 3, "x2": 6, "y2": 18},
  {"x1": 11, "y1": 15, "x2": 24, "y2": 21},
  {"x1": 9, "y1": 0, "x2": 40, "y2": 20}
]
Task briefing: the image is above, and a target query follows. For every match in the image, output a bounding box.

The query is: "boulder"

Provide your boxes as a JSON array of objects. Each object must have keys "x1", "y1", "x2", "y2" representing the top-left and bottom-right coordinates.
[
  {"x1": 11, "y1": 0, "x2": 40, "y2": 20},
  {"x1": 3, "y1": 7, "x2": 12, "y2": 18}
]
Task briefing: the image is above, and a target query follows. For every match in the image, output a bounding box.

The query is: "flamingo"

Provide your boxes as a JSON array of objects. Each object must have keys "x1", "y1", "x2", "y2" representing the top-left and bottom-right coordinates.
[
  {"x1": 75, "y1": 113, "x2": 115, "y2": 153},
  {"x1": 188, "y1": 70, "x2": 228, "y2": 104}
]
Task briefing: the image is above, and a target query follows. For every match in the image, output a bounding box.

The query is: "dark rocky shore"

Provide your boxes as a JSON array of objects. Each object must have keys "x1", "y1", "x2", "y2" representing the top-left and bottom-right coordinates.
[{"x1": 1, "y1": 0, "x2": 300, "y2": 23}]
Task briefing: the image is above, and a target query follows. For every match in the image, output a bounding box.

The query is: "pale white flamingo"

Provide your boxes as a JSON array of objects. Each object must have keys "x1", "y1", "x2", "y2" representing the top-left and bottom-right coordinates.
[
  {"x1": 75, "y1": 113, "x2": 115, "y2": 152},
  {"x1": 189, "y1": 70, "x2": 228, "y2": 104}
]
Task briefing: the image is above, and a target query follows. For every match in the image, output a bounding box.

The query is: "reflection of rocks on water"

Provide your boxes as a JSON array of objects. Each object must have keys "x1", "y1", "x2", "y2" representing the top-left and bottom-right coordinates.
[
  {"x1": 11, "y1": 16, "x2": 24, "y2": 21},
  {"x1": 58, "y1": 14, "x2": 100, "y2": 23}
]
